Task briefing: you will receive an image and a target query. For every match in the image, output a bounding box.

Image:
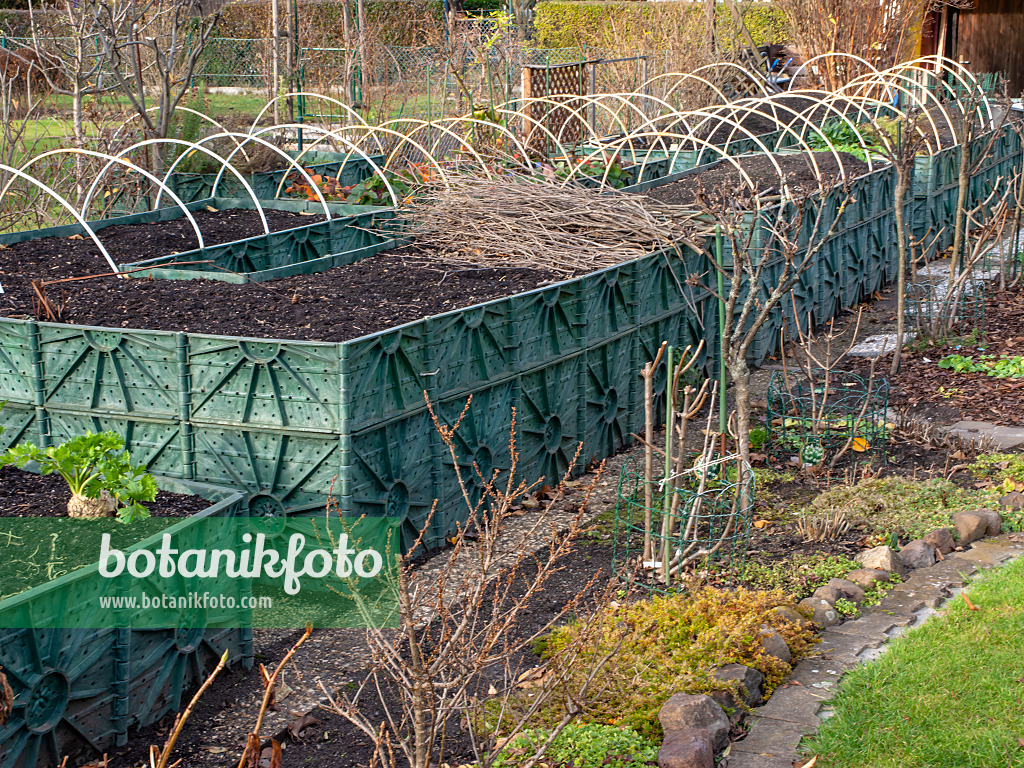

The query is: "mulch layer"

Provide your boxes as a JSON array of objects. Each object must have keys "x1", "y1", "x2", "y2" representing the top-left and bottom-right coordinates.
[
  {"x1": 0, "y1": 209, "x2": 565, "y2": 343},
  {"x1": 861, "y1": 286, "x2": 1024, "y2": 427},
  {"x1": 643, "y1": 151, "x2": 871, "y2": 207},
  {"x1": 0, "y1": 465, "x2": 210, "y2": 518}
]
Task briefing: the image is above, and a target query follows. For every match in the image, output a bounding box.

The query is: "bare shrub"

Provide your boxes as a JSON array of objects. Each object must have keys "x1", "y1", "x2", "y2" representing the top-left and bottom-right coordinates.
[{"x1": 321, "y1": 396, "x2": 623, "y2": 768}]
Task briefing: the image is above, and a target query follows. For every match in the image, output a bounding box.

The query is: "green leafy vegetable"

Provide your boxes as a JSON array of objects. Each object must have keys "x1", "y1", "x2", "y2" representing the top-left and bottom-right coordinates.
[{"x1": 3, "y1": 432, "x2": 158, "y2": 523}]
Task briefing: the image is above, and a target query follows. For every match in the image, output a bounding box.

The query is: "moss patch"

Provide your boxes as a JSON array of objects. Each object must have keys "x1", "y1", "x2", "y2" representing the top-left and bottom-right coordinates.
[{"x1": 538, "y1": 588, "x2": 817, "y2": 740}]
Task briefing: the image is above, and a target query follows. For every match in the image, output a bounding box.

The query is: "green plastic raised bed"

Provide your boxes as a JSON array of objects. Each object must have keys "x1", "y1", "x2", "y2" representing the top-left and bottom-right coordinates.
[{"x1": 0, "y1": 477, "x2": 251, "y2": 768}]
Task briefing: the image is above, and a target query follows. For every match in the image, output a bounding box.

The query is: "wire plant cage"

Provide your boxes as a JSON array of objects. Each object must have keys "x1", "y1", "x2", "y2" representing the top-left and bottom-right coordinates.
[
  {"x1": 612, "y1": 452, "x2": 755, "y2": 593},
  {"x1": 904, "y1": 279, "x2": 986, "y2": 340},
  {"x1": 765, "y1": 370, "x2": 890, "y2": 468}
]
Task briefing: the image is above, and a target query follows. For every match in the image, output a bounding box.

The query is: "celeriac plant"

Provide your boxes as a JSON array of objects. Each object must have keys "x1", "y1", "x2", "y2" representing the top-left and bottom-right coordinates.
[{"x1": 3, "y1": 431, "x2": 158, "y2": 523}]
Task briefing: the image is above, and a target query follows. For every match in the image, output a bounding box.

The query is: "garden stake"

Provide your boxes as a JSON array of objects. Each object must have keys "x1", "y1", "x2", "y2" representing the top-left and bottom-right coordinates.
[{"x1": 641, "y1": 340, "x2": 667, "y2": 562}]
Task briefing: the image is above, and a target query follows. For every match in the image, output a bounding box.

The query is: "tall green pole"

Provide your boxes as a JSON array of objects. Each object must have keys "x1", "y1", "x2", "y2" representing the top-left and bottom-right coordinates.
[
  {"x1": 715, "y1": 225, "x2": 727, "y2": 441},
  {"x1": 663, "y1": 343, "x2": 674, "y2": 539},
  {"x1": 663, "y1": 344, "x2": 674, "y2": 587}
]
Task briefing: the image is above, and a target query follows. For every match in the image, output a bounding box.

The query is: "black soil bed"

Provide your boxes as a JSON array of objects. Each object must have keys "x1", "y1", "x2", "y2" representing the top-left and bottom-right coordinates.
[
  {"x1": 5, "y1": 208, "x2": 327, "y2": 269},
  {"x1": 643, "y1": 151, "x2": 871, "y2": 206},
  {"x1": 0, "y1": 213, "x2": 566, "y2": 342},
  {"x1": 0, "y1": 465, "x2": 210, "y2": 518}
]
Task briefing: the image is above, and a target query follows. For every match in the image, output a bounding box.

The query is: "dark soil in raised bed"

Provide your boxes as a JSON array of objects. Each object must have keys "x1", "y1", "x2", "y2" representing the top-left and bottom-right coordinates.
[
  {"x1": 0, "y1": 214, "x2": 566, "y2": 342},
  {"x1": 3, "y1": 208, "x2": 326, "y2": 269},
  {"x1": 858, "y1": 286, "x2": 1024, "y2": 427},
  {"x1": 0, "y1": 465, "x2": 210, "y2": 518},
  {"x1": 697, "y1": 95, "x2": 863, "y2": 142},
  {"x1": 643, "y1": 151, "x2": 871, "y2": 206}
]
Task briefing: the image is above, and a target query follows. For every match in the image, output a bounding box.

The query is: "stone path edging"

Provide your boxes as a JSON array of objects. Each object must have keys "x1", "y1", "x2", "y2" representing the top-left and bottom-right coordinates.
[{"x1": 725, "y1": 533, "x2": 1024, "y2": 768}]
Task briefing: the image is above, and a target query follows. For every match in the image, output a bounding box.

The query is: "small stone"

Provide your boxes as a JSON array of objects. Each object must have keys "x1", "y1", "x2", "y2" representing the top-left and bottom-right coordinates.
[
  {"x1": 971, "y1": 508, "x2": 1003, "y2": 536},
  {"x1": 658, "y1": 728, "x2": 714, "y2": 768},
  {"x1": 899, "y1": 539, "x2": 936, "y2": 570},
  {"x1": 712, "y1": 663, "x2": 766, "y2": 706},
  {"x1": 845, "y1": 568, "x2": 892, "y2": 589},
  {"x1": 798, "y1": 597, "x2": 840, "y2": 627},
  {"x1": 757, "y1": 625, "x2": 792, "y2": 665},
  {"x1": 812, "y1": 585, "x2": 841, "y2": 605},
  {"x1": 769, "y1": 605, "x2": 806, "y2": 624},
  {"x1": 826, "y1": 578, "x2": 866, "y2": 605},
  {"x1": 998, "y1": 491, "x2": 1024, "y2": 511},
  {"x1": 951, "y1": 511, "x2": 987, "y2": 545},
  {"x1": 854, "y1": 546, "x2": 908, "y2": 577},
  {"x1": 659, "y1": 694, "x2": 730, "y2": 752},
  {"x1": 922, "y1": 528, "x2": 955, "y2": 555}
]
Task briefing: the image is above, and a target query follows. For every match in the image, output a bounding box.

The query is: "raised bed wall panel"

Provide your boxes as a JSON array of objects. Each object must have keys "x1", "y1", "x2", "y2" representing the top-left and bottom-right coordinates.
[
  {"x1": 346, "y1": 409, "x2": 439, "y2": 547},
  {"x1": 45, "y1": 411, "x2": 186, "y2": 480},
  {"x1": 515, "y1": 355, "x2": 584, "y2": 495},
  {"x1": 187, "y1": 337, "x2": 341, "y2": 431},
  {"x1": 0, "y1": 320, "x2": 36, "y2": 405},
  {"x1": 190, "y1": 425, "x2": 341, "y2": 515},
  {"x1": 37, "y1": 326, "x2": 182, "y2": 419},
  {"x1": 424, "y1": 298, "x2": 518, "y2": 401},
  {"x1": 344, "y1": 321, "x2": 430, "y2": 433},
  {"x1": 582, "y1": 333, "x2": 635, "y2": 467}
]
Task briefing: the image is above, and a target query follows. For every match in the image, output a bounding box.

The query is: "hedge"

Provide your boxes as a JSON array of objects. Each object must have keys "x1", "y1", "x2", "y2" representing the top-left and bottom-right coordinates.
[
  {"x1": 215, "y1": 0, "x2": 444, "y2": 46},
  {"x1": 532, "y1": 1, "x2": 789, "y2": 50}
]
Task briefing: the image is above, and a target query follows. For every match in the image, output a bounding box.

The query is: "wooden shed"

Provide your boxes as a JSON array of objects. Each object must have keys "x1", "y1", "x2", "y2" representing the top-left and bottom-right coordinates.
[{"x1": 919, "y1": 0, "x2": 1024, "y2": 96}]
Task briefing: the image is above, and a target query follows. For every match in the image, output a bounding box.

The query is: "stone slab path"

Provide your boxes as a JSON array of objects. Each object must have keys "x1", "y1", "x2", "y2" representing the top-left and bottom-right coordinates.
[{"x1": 726, "y1": 533, "x2": 1024, "y2": 768}]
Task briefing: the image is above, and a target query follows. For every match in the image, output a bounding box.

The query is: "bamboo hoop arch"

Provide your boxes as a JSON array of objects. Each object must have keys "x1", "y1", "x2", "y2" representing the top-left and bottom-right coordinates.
[
  {"x1": 96, "y1": 138, "x2": 270, "y2": 229},
  {"x1": 110, "y1": 107, "x2": 252, "y2": 162}
]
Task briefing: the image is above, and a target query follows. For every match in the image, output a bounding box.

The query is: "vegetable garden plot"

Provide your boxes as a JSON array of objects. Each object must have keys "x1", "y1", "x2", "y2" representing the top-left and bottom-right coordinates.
[{"x1": 0, "y1": 210, "x2": 715, "y2": 548}]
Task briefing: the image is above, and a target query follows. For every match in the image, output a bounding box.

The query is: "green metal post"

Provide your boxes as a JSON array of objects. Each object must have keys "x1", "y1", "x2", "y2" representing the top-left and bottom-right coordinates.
[
  {"x1": 715, "y1": 226, "x2": 727, "y2": 439},
  {"x1": 663, "y1": 344, "x2": 674, "y2": 587}
]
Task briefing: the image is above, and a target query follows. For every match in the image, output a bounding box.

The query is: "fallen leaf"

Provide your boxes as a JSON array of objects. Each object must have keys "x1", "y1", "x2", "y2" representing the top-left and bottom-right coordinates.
[
  {"x1": 963, "y1": 593, "x2": 979, "y2": 611},
  {"x1": 205, "y1": 205, "x2": 218, "y2": 212},
  {"x1": 1018, "y1": 737, "x2": 1024, "y2": 749},
  {"x1": 851, "y1": 437, "x2": 870, "y2": 453},
  {"x1": 753, "y1": 519, "x2": 772, "y2": 529},
  {"x1": 203, "y1": 747, "x2": 227, "y2": 754},
  {"x1": 794, "y1": 757, "x2": 817, "y2": 768},
  {"x1": 67, "y1": 233, "x2": 84, "y2": 240},
  {"x1": 487, "y1": 684, "x2": 498, "y2": 696},
  {"x1": 276, "y1": 680, "x2": 293, "y2": 702},
  {"x1": 287, "y1": 714, "x2": 321, "y2": 741}
]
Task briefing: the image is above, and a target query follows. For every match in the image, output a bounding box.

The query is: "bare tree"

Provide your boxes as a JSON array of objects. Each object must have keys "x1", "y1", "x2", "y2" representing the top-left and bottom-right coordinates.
[
  {"x1": 859, "y1": 111, "x2": 927, "y2": 375},
  {"x1": 91, "y1": 0, "x2": 221, "y2": 179},
  {"x1": 948, "y1": 89, "x2": 1009, "y2": 277},
  {"x1": 773, "y1": 0, "x2": 926, "y2": 89},
  {"x1": 26, "y1": 0, "x2": 124, "y2": 204},
  {"x1": 695, "y1": 182, "x2": 850, "y2": 465}
]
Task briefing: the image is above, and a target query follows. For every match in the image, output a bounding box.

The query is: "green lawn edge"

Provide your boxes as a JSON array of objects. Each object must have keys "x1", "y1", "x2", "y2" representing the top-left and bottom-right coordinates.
[{"x1": 803, "y1": 555, "x2": 1024, "y2": 768}]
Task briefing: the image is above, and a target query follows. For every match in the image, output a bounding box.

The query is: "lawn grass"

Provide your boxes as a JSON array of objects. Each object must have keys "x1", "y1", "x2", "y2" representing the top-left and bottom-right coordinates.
[{"x1": 803, "y1": 556, "x2": 1024, "y2": 768}]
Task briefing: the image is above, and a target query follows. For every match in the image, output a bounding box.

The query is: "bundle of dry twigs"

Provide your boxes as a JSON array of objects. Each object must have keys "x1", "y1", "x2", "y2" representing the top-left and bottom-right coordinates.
[{"x1": 395, "y1": 174, "x2": 707, "y2": 276}]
